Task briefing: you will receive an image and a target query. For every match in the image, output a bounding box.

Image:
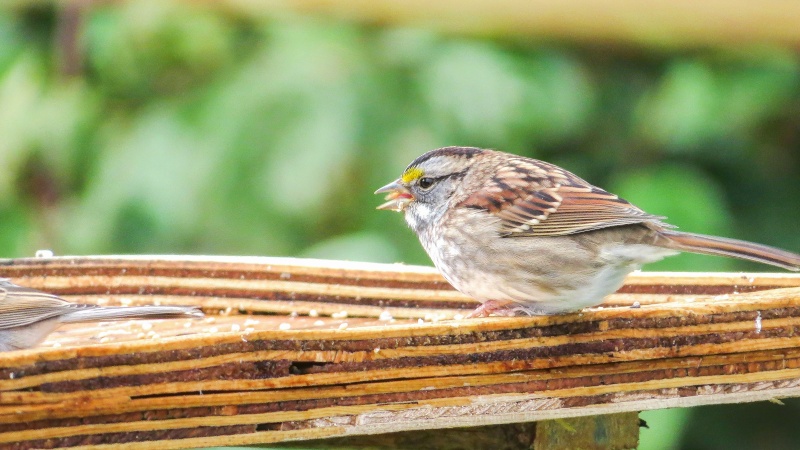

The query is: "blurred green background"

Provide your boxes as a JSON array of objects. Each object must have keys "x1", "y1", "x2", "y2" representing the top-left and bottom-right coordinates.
[{"x1": 2, "y1": 1, "x2": 800, "y2": 449}]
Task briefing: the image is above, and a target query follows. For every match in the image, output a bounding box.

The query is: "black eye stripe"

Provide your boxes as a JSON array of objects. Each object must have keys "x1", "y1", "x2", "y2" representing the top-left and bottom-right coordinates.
[{"x1": 416, "y1": 169, "x2": 468, "y2": 186}]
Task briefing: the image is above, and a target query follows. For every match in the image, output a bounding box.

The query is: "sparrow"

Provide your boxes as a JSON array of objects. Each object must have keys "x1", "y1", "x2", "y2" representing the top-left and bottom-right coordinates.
[
  {"x1": 0, "y1": 279, "x2": 203, "y2": 351},
  {"x1": 376, "y1": 147, "x2": 800, "y2": 317}
]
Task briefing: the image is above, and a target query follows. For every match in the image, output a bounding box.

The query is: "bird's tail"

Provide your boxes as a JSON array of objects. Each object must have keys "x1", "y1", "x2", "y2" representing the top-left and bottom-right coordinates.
[
  {"x1": 659, "y1": 230, "x2": 800, "y2": 271},
  {"x1": 59, "y1": 305, "x2": 203, "y2": 323}
]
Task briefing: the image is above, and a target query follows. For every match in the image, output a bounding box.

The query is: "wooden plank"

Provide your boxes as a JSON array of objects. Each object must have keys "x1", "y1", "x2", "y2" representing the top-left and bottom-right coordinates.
[{"x1": 0, "y1": 256, "x2": 798, "y2": 448}]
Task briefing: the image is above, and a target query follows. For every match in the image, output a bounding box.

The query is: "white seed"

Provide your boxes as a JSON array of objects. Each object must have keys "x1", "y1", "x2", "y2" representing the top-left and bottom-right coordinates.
[{"x1": 35, "y1": 249, "x2": 54, "y2": 258}]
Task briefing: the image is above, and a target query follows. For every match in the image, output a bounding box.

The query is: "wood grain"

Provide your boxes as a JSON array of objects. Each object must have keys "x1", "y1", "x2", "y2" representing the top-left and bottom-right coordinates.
[{"x1": 0, "y1": 256, "x2": 799, "y2": 449}]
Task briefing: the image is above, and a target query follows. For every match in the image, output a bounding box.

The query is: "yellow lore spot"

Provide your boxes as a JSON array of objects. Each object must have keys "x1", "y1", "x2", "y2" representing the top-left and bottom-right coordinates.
[{"x1": 401, "y1": 167, "x2": 424, "y2": 184}]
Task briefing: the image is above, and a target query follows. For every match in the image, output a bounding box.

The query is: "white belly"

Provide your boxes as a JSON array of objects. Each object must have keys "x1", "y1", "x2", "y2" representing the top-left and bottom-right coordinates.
[{"x1": 411, "y1": 209, "x2": 676, "y2": 315}]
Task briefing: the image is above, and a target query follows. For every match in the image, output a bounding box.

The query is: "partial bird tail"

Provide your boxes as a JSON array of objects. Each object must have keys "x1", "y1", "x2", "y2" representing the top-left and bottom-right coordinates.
[
  {"x1": 59, "y1": 305, "x2": 203, "y2": 323},
  {"x1": 660, "y1": 230, "x2": 800, "y2": 271}
]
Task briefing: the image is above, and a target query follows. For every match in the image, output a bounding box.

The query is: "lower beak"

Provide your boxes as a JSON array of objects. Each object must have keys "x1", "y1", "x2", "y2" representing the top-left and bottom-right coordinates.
[{"x1": 375, "y1": 179, "x2": 414, "y2": 211}]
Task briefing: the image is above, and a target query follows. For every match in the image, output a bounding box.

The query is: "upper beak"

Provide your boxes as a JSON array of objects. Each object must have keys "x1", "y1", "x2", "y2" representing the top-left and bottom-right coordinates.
[{"x1": 375, "y1": 179, "x2": 414, "y2": 211}]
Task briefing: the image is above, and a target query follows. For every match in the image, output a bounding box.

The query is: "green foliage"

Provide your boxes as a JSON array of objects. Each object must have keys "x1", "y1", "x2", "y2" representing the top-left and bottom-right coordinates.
[
  {"x1": 2, "y1": 4, "x2": 800, "y2": 447},
  {"x1": 3, "y1": 6, "x2": 798, "y2": 268}
]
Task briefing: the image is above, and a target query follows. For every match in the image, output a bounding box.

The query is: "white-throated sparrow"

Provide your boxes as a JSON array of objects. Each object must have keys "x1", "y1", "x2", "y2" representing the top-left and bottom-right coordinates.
[
  {"x1": 0, "y1": 279, "x2": 203, "y2": 351},
  {"x1": 376, "y1": 147, "x2": 800, "y2": 317}
]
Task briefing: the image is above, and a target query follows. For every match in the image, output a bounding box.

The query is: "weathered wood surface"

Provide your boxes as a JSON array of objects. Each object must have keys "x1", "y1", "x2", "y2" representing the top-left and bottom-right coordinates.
[
  {"x1": 272, "y1": 413, "x2": 640, "y2": 450},
  {"x1": 1, "y1": 256, "x2": 799, "y2": 449}
]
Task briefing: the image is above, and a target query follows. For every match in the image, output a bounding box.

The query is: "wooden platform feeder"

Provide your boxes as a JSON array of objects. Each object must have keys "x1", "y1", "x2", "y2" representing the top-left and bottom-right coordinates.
[{"x1": 1, "y1": 255, "x2": 800, "y2": 449}]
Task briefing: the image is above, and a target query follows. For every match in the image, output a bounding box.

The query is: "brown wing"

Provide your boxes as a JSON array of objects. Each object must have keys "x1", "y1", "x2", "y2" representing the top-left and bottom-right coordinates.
[
  {"x1": 0, "y1": 280, "x2": 77, "y2": 329},
  {"x1": 459, "y1": 157, "x2": 669, "y2": 237}
]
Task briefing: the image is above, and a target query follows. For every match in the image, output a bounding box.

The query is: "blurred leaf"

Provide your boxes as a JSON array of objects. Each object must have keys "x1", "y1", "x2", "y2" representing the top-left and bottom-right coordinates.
[
  {"x1": 636, "y1": 53, "x2": 799, "y2": 153},
  {"x1": 0, "y1": 203, "x2": 32, "y2": 256},
  {"x1": 635, "y1": 60, "x2": 718, "y2": 150},
  {"x1": 0, "y1": 54, "x2": 42, "y2": 199},
  {"x1": 419, "y1": 42, "x2": 528, "y2": 144},
  {"x1": 0, "y1": 13, "x2": 22, "y2": 74},
  {"x1": 86, "y1": 1, "x2": 234, "y2": 99}
]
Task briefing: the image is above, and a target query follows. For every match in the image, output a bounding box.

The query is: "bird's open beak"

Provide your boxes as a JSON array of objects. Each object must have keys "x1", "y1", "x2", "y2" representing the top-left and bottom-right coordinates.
[{"x1": 375, "y1": 179, "x2": 414, "y2": 212}]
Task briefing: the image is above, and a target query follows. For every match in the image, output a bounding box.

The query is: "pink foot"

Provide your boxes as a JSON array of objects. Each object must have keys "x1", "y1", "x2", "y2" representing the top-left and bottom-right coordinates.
[{"x1": 466, "y1": 300, "x2": 516, "y2": 318}]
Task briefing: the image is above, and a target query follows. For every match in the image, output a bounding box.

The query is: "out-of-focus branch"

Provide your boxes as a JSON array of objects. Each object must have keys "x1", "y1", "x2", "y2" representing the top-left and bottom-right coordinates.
[
  {"x1": 206, "y1": 0, "x2": 800, "y2": 48},
  {"x1": 55, "y1": 0, "x2": 90, "y2": 77}
]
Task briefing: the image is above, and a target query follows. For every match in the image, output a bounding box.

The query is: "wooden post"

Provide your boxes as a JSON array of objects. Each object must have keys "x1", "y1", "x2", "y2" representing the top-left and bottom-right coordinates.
[{"x1": 0, "y1": 256, "x2": 798, "y2": 449}]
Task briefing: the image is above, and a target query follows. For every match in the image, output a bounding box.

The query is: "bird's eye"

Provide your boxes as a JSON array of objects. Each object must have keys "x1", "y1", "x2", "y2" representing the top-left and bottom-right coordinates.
[{"x1": 418, "y1": 177, "x2": 435, "y2": 190}]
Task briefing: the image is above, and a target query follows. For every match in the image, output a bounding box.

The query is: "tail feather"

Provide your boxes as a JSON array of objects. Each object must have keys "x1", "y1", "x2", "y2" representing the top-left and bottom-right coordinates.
[
  {"x1": 59, "y1": 305, "x2": 203, "y2": 324},
  {"x1": 660, "y1": 230, "x2": 800, "y2": 271}
]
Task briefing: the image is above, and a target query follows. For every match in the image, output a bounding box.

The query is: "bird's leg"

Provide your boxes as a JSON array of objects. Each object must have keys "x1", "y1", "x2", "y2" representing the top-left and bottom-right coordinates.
[{"x1": 466, "y1": 300, "x2": 517, "y2": 318}]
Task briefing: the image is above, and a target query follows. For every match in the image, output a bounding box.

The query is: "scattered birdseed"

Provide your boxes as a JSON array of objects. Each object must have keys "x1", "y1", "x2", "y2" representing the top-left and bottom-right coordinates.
[
  {"x1": 140, "y1": 322, "x2": 153, "y2": 331},
  {"x1": 378, "y1": 311, "x2": 393, "y2": 321},
  {"x1": 313, "y1": 320, "x2": 325, "y2": 326},
  {"x1": 279, "y1": 323, "x2": 291, "y2": 330},
  {"x1": 308, "y1": 309, "x2": 319, "y2": 317},
  {"x1": 208, "y1": 327, "x2": 218, "y2": 333},
  {"x1": 755, "y1": 311, "x2": 762, "y2": 334},
  {"x1": 244, "y1": 318, "x2": 260, "y2": 326},
  {"x1": 338, "y1": 322, "x2": 349, "y2": 330},
  {"x1": 244, "y1": 327, "x2": 255, "y2": 333},
  {"x1": 631, "y1": 302, "x2": 641, "y2": 309},
  {"x1": 332, "y1": 311, "x2": 348, "y2": 319},
  {"x1": 231, "y1": 324, "x2": 241, "y2": 332},
  {"x1": 35, "y1": 249, "x2": 54, "y2": 258}
]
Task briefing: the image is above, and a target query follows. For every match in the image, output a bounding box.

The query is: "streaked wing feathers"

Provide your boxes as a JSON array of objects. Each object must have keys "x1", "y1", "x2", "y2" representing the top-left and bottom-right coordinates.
[
  {"x1": 0, "y1": 280, "x2": 79, "y2": 330},
  {"x1": 460, "y1": 157, "x2": 668, "y2": 237}
]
